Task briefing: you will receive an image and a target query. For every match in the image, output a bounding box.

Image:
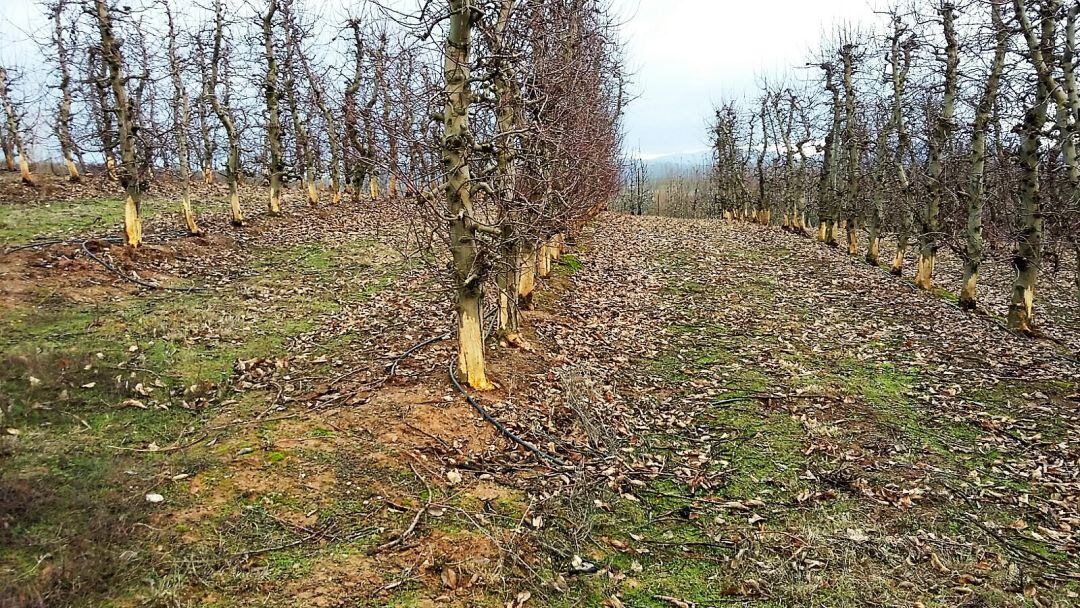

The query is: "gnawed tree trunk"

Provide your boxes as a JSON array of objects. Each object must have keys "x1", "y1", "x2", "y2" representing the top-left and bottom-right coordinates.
[
  {"x1": 1009, "y1": 83, "x2": 1047, "y2": 332},
  {"x1": 166, "y1": 2, "x2": 202, "y2": 236},
  {"x1": 819, "y1": 62, "x2": 841, "y2": 246},
  {"x1": 262, "y1": 0, "x2": 284, "y2": 215},
  {"x1": 840, "y1": 42, "x2": 859, "y2": 256},
  {"x1": 443, "y1": 0, "x2": 491, "y2": 390},
  {"x1": 344, "y1": 21, "x2": 366, "y2": 202},
  {"x1": 0, "y1": 67, "x2": 34, "y2": 186},
  {"x1": 50, "y1": 1, "x2": 80, "y2": 182},
  {"x1": 1009, "y1": 0, "x2": 1057, "y2": 331},
  {"x1": 888, "y1": 15, "x2": 914, "y2": 276},
  {"x1": 960, "y1": 1, "x2": 1007, "y2": 310},
  {"x1": 365, "y1": 34, "x2": 385, "y2": 202},
  {"x1": 209, "y1": 0, "x2": 244, "y2": 225},
  {"x1": 286, "y1": 72, "x2": 317, "y2": 205},
  {"x1": 537, "y1": 238, "x2": 552, "y2": 277},
  {"x1": 518, "y1": 242, "x2": 536, "y2": 308},
  {"x1": 866, "y1": 118, "x2": 890, "y2": 265},
  {"x1": 491, "y1": 0, "x2": 526, "y2": 346},
  {"x1": 94, "y1": 0, "x2": 141, "y2": 246},
  {"x1": 915, "y1": 3, "x2": 958, "y2": 290}
]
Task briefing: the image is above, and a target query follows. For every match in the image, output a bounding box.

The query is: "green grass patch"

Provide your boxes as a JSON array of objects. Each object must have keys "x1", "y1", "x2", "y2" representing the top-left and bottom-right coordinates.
[
  {"x1": 558, "y1": 253, "x2": 584, "y2": 273},
  {"x1": 0, "y1": 197, "x2": 179, "y2": 243}
]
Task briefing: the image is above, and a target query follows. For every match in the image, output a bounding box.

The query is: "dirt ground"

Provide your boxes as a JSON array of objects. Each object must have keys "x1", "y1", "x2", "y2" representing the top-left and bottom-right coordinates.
[{"x1": 1, "y1": 176, "x2": 1079, "y2": 607}]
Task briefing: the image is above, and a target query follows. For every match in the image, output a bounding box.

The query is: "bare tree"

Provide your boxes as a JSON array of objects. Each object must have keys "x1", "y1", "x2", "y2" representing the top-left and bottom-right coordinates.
[
  {"x1": 0, "y1": 66, "x2": 34, "y2": 186},
  {"x1": 164, "y1": 0, "x2": 202, "y2": 235},
  {"x1": 207, "y1": 0, "x2": 245, "y2": 225},
  {"x1": 48, "y1": 0, "x2": 81, "y2": 182},
  {"x1": 93, "y1": 0, "x2": 142, "y2": 246},
  {"x1": 261, "y1": 0, "x2": 284, "y2": 215}
]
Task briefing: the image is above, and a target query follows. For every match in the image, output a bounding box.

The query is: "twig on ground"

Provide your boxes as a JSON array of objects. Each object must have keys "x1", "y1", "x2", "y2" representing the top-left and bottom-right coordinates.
[{"x1": 368, "y1": 463, "x2": 432, "y2": 555}]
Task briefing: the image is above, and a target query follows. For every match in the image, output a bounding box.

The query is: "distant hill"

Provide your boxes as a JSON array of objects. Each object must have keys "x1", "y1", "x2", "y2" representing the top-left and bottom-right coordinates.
[{"x1": 634, "y1": 150, "x2": 712, "y2": 178}]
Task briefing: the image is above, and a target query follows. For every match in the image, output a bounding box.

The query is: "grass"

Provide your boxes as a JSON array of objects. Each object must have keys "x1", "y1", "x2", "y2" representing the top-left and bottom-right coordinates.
[
  {"x1": 615, "y1": 239, "x2": 1080, "y2": 608},
  {"x1": 558, "y1": 253, "x2": 584, "y2": 273},
  {"x1": 5, "y1": 201, "x2": 1077, "y2": 607},
  {"x1": 0, "y1": 211, "x2": 410, "y2": 606},
  {"x1": 0, "y1": 196, "x2": 182, "y2": 243}
]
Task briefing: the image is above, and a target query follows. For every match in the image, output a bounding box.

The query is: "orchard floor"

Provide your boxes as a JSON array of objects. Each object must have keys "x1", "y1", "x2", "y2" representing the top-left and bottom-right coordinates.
[{"x1": 2, "y1": 183, "x2": 1079, "y2": 607}]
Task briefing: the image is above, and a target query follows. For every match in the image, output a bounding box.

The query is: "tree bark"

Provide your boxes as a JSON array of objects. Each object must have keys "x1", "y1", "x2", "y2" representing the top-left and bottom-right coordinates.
[
  {"x1": 443, "y1": 0, "x2": 492, "y2": 389},
  {"x1": 209, "y1": 0, "x2": 244, "y2": 225},
  {"x1": 262, "y1": 0, "x2": 284, "y2": 215},
  {"x1": 960, "y1": 1, "x2": 1007, "y2": 310},
  {"x1": 915, "y1": 3, "x2": 958, "y2": 290},
  {"x1": 94, "y1": 0, "x2": 141, "y2": 246}
]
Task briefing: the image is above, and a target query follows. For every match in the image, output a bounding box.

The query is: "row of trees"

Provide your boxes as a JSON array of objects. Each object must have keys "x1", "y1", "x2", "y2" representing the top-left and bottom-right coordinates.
[
  {"x1": 708, "y1": 0, "x2": 1079, "y2": 334},
  {"x1": 0, "y1": 0, "x2": 626, "y2": 388}
]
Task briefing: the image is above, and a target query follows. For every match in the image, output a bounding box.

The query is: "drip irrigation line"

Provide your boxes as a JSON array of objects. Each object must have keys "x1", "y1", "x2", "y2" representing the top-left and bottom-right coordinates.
[
  {"x1": 448, "y1": 358, "x2": 569, "y2": 468},
  {"x1": 387, "y1": 331, "x2": 451, "y2": 376},
  {"x1": 3, "y1": 236, "x2": 125, "y2": 255},
  {"x1": 80, "y1": 240, "x2": 205, "y2": 292}
]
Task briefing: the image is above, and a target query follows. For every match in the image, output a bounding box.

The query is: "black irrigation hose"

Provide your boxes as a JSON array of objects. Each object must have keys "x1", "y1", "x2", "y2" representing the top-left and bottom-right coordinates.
[
  {"x1": 79, "y1": 240, "x2": 205, "y2": 292},
  {"x1": 448, "y1": 358, "x2": 569, "y2": 468},
  {"x1": 2, "y1": 236, "x2": 124, "y2": 255},
  {"x1": 385, "y1": 331, "x2": 451, "y2": 377}
]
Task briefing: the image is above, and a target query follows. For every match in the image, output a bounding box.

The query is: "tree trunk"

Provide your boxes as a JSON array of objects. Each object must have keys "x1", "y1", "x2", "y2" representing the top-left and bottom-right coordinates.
[
  {"x1": 0, "y1": 68, "x2": 35, "y2": 187},
  {"x1": 497, "y1": 236, "x2": 523, "y2": 345},
  {"x1": 960, "y1": 1, "x2": 1007, "y2": 310},
  {"x1": 94, "y1": 0, "x2": 141, "y2": 246},
  {"x1": 1008, "y1": 0, "x2": 1055, "y2": 332},
  {"x1": 518, "y1": 242, "x2": 536, "y2": 309},
  {"x1": 915, "y1": 3, "x2": 958, "y2": 291},
  {"x1": 166, "y1": 2, "x2": 201, "y2": 236},
  {"x1": 344, "y1": 22, "x2": 366, "y2": 203},
  {"x1": 819, "y1": 63, "x2": 841, "y2": 247},
  {"x1": 297, "y1": 43, "x2": 342, "y2": 205},
  {"x1": 891, "y1": 213, "x2": 911, "y2": 276},
  {"x1": 262, "y1": 0, "x2": 284, "y2": 216},
  {"x1": 840, "y1": 43, "x2": 859, "y2": 257},
  {"x1": 1009, "y1": 91, "x2": 1045, "y2": 332},
  {"x1": 51, "y1": 2, "x2": 80, "y2": 182},
  {"x1": 889, "y1": 15, "x2": 914, "y2": 276},
  {"x1": 866, "y1": 122, "x2": 889, "y2": 266},
  {"x1": 1, "y1": 128, "x2": 13, "y2": 171},
  {"x1": 443, "y1": 0, "x2": 491, "y2": 390},
  {"x1": 209, "y1": 0, "x2": 244, "y2": 225}
]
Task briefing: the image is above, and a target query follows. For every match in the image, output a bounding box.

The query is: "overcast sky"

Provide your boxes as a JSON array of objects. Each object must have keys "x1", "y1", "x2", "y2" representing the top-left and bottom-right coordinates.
[
  {"x1": 0, "y1": 0, "x2": 881, "y2": 159},
  {"x1": 613, "y1": 0, "x2": 881, "y2": 158}
]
